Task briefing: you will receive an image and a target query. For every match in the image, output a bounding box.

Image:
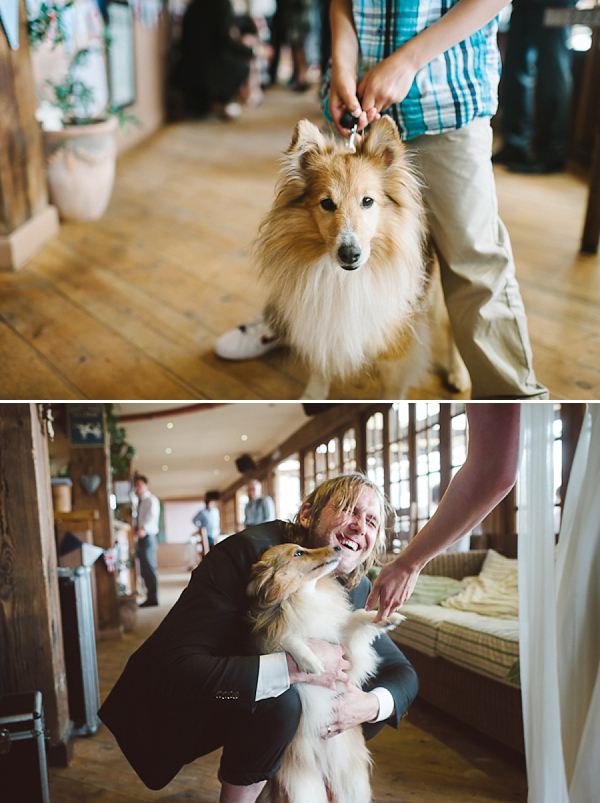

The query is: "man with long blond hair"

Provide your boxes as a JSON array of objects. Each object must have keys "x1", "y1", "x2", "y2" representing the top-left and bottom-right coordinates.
[{"x1": 100, "y1": 473, "x2": 418, "y2": 803}]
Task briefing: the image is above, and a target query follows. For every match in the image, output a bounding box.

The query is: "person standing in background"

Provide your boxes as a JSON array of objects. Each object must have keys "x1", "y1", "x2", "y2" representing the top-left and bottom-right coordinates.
[
  {"x1": 492, "y1": 0, "x2": 575, "y2": 174},
  {"x1": 193, "y1": 493, "x2": 221, "y2": 549},
  {"x1": 244, "y1": 479, "x2": 276, "y2": 526},
  {"x1": 133, "y1": 475, "x2": 161, "y2": 608}
]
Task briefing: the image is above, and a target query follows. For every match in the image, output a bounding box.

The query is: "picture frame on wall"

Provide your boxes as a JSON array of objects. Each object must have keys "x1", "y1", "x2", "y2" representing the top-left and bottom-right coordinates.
[{"x1": 107, "y1": 0, "x2": 136, "y2": 109}]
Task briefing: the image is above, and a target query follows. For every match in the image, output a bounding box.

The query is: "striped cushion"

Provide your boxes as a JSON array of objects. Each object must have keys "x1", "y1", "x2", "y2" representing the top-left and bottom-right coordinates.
[
  {"x1": 390, "y1": 604, "x2": 520, "y2": 683},
  {"x1": 436, "y1": 617, "x2": 520, "y2": 683},
  {"x1": 404, "y1": 575, "x2": 466, "y2": 606}
]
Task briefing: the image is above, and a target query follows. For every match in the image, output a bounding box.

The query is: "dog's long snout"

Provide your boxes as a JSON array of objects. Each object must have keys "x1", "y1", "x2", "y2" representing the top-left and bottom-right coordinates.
[{"x1": 337, "y1": 242, "x2": 361, "y2": 270}]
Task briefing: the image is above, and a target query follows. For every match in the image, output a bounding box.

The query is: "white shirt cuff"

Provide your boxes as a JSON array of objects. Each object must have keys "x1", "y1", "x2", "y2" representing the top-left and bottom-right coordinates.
[
  {"x1": 256, "y1": 652, "x2": 290, "y2": 701},
  {"x1": 369, "y1": 687, "x2": 395, "y2": 723}
]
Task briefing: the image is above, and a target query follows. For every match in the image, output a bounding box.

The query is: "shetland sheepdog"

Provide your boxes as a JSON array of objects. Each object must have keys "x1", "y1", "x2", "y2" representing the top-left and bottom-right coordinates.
[
  {"x1": 247, "y1": 543, "x2": 404, "y2": 803},
  {"x1": 254, "y1": 116, "x2": 469, "y2": 399}
]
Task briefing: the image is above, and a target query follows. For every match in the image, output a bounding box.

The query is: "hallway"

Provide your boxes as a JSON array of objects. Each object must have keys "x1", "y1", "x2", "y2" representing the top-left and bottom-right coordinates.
[
  {"x1": 47, "y1": 569, "x2": 528, "y2": 803},
  {"x1": 1, "y1": 86, "x2": 598, "y2": 400}
]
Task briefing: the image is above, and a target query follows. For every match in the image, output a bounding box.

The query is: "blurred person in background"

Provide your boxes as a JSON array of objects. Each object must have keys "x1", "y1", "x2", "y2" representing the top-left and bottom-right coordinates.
[
  {"x1": 244, "y1": 479, "x2": 276, "y2": 525},
  {"x1": 176, "y1": 0, "x2": 255, "y2": 119},
  {"x1": 492, "y1": 0, "x2": 575, "y2": 173},
  {"x1": 268, "y1": 0, "x2": 316, "y2": 90},
  {"x1": 193, "y1": 493, "x2": 221, "y2": 549},
  {"x1": 133, "y1": 476, "x2": 161, "y2": 608}
]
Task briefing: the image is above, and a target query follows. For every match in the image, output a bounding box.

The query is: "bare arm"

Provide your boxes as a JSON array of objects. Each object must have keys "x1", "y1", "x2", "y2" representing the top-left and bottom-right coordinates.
[
  {"x1": 367, "y1": 404, "x2": 521, "y2": 621},
  {"x1": 330, "y1": 0, "x2": 510, "y2": 135}
]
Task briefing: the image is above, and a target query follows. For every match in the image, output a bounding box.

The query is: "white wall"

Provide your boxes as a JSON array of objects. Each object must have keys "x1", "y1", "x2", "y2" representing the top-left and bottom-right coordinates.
[{"x1": 163, "y1": 499, "x2": 203, "y2": 543}]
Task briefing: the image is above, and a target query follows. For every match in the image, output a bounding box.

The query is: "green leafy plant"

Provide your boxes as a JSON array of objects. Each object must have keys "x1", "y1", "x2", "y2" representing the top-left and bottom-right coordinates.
[
  {"x1": 27, "y1": 1, "x2": 138, "y2": 129},
  {"x1": 27, "y1": 0, "x2": 75, "y2": 50},
  {"x1": 105, "y1": 403, "x2": 136, "y2": 478}
]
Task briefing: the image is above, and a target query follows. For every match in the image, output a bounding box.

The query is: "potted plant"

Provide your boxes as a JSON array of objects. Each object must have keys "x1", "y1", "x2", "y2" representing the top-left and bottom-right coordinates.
[{"x1": 27, "y1": 0, "x2": 134, "y2": 221}]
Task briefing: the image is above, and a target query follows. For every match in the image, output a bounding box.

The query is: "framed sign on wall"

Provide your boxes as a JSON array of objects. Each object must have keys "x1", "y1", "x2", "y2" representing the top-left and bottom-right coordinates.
[{"x1": 107, "y1": 0, "x2": 136, "y2": 109}]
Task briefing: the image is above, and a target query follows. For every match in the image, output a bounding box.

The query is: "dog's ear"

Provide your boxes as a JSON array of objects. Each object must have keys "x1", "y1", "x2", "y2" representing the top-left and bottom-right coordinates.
[
  {"x1": 286, "y1": 119, "x2": 328, "y2": 173},
  {"x1": 360, "y1": 116, "x2": 404, "y2": 167},
  {"x1": 247, "y1": 559, "x2": 286, "y2": 605}
]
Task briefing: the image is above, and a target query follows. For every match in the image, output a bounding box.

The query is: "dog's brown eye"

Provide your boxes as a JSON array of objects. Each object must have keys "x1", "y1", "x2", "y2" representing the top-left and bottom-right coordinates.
[
  {"x1": 294, "y1": 550, "x2": 304, "y2": 557},
  {"x1": 320, "y1": 198, "x2": 336, "y2": 212},
  {"x1": 361, "y1": 197, "x2": 374, "y2": 209}
]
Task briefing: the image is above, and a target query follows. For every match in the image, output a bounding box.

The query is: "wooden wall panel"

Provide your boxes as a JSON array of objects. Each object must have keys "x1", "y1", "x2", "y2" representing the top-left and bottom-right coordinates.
[
  {"x1": 0, "y1": 404, "x2": 70, "y2": 750},
  {"x1": 0, "y1": 0, "x2": 48, "y2": 235}
]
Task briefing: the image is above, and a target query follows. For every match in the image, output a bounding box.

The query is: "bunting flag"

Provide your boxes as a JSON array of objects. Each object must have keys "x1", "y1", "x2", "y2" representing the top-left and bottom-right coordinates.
[{"x1": 0, "y1": 0, "x2": 19, "y2": 49}]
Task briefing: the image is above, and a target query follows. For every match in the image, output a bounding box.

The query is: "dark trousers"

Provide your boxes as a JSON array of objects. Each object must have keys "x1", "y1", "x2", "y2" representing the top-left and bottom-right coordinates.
[
  {"x1": 500, "y1": 0, "x2": 573, "y2": 165},
  {"x1": 135, "y1": 534, "x2": 158, "y2": 603},
  {"x1": 189, "y1": 688, "x2": 302, "y2": 786}
]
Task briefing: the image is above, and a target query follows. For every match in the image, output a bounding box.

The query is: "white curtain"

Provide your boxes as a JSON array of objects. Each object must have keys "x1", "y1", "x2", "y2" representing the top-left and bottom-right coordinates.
[{"x1": 518, "y1": 403, "x2": 600, "y2": 803}]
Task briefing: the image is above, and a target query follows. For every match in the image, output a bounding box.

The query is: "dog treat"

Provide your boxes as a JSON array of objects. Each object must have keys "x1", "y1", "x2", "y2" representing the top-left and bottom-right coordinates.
[{"x1": 340, "y1": 111, "x2": 358, "y2": 153}]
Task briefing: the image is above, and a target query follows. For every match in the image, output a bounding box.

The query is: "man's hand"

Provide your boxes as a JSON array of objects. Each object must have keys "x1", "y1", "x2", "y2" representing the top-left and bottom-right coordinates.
[
  {"x1": 321, "y1": 683, "x2": 380, "y2": 738},
  {"x1": 286, "y1": 639, "x2": 352, "y2": 690}
]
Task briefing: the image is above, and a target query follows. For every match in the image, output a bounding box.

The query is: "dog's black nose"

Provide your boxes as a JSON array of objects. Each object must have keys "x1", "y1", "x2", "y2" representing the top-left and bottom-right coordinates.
[
  {"x1": 338, "y1": 243, "x2": 361, "y2": 268},
  {"x1": 333, "y1": 545, "x2": 342, "y2": 553}
]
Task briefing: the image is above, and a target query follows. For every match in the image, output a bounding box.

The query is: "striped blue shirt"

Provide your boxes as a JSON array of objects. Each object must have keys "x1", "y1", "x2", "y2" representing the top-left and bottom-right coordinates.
[{"x1": 325, "y1": 0, "x2": 501, "y2": 140}]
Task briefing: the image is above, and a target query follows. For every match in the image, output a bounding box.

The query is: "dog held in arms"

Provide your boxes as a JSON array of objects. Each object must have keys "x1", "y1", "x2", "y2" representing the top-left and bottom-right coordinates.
[
  {"x1": 247, "y1": 543, "x2": 404, "y2": 803},
  {"x1": 254, "y1": 116, "x2": 470, "y2": 400}
]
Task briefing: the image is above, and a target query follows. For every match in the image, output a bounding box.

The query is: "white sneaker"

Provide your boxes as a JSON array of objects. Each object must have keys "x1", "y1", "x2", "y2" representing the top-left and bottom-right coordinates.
[{"x1": 214, "y1": 315, "x2": 282, "y2": 360}]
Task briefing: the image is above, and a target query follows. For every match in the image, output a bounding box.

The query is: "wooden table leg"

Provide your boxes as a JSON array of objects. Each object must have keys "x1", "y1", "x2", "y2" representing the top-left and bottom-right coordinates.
[{"x1": 581, "y1": 119, "x2": 600, "y2": 254}]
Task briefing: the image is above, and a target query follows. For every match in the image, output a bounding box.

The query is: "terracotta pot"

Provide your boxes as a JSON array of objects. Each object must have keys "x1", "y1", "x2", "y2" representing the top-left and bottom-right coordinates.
[{"x1": 43, "y1": 116, "x2": 118, "y2": 222}]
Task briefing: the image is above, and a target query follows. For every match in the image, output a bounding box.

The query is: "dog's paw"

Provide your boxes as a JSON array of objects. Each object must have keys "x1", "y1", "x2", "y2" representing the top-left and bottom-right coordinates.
[
  {"x1": 377, "y1": 611, "x2": 405, "y2": 631},
  {"x1": 297, "y1": 655, "x2": 325, "y2": 675}
]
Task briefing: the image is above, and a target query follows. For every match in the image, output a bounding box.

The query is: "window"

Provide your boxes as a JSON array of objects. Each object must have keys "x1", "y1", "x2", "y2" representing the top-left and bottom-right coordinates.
[
  {"x1": 414, "y1": 403, "x2": 441, "y2": 532},
  {"x1": 327, "y1": 437, "x2": 340, "y2": 478},
  {"x1": 366, "y1": 412, "x2": 384, "y2": 491},
  {"x1": 275, "y1": 454, "x2": 302, "y2": 521},
  {"x1": 304, "y1": 451, "x2": 316, "y2": 495},
  {"x1": 388, "y1": 402, "x2": 465, "y2": 552},
  {"x1": 315, "y1": 443, "x2": 327, "y2": 484},
  {"x1": 342, "y1": 427, "x2": 357, "y2": 472},
  {"x1": 389, "y1": 403, "x2": 411, "y2": 552}
]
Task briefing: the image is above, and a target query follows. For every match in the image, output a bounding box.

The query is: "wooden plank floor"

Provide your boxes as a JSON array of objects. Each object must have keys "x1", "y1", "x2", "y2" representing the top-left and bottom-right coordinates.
[
  {"x1": 1, "y1": 86, "x2": 598, "y2": 400},
  {"x1": 48, "y1": 569, "x2": 528, "y2": 803}
]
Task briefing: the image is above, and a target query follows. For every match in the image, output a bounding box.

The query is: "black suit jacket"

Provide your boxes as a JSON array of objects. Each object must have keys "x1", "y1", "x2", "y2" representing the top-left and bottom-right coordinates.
[{"x1": 98, "y1": 521, "x2": 418, "y2": 790}]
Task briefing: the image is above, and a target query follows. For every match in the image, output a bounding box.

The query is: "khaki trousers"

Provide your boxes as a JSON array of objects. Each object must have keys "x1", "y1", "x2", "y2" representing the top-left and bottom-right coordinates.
[{"x1": 408, "y1": 117, "x2": 548, "y2": 399}]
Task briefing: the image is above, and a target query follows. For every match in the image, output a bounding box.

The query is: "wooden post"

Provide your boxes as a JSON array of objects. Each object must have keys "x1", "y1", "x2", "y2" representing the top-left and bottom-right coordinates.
[
  {"x1": 0, "y1": 0, "x2": 59, "y2": 270},
  {"x1": 0, "y1": 404, "x2": 71, "y2": 758},
  {"x1": 67, "y1": 404, "x2": 122, "y2": 638}
]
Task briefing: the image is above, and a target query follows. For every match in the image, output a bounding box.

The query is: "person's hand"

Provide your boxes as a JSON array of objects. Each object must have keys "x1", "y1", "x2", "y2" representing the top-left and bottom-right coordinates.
[
  {"x1": 287, "y1": 639, "x2": 352, "y2": 689},
  {"x1": 321, "y1": 683, "x2": 380, "y2": 738},
  {"x1": 357, "y1": 48, "x2": 418, "y2": 116},
  {"x1": 329, "y1": 65, "x2": 380, "y2": 138},
  {"x1": 365, "y1": 555, "x2": 421, "y2": 622}
]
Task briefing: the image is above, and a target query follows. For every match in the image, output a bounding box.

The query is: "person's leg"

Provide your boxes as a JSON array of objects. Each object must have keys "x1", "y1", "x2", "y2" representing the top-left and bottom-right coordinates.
[
  {"x1": 218, "y1": 688, "x2": 302, "y2": 801},
  {"x1": 219, "y1": 779, "x2": 267, "y2": 803},
  {"x1": 136, "y1": 535, "x2": 158, "y2": 605},
  {"x1": 409, "y1": 118, "x2": 547, "y2": 399},
  {"x1": 494, "y1": 0, "x2": 535, "y2": 163},
  {"x1": 533, "y1": 14, "x2": 573, "y2": 170}
]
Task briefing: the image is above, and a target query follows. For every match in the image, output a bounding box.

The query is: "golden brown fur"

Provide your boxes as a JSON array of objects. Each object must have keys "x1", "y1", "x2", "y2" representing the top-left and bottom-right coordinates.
[
  {"x1": 254, "y1": 117, "x2": 469, "y2": 399},
  {"x1": 247, "y1": 543, "x2": 404, "y2": 803}
]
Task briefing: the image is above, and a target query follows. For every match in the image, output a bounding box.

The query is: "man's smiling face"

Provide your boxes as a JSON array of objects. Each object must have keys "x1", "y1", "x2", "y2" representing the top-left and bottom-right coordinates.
[{"x1": 300, "y1": 485, "x2": 381, "y2": 576}]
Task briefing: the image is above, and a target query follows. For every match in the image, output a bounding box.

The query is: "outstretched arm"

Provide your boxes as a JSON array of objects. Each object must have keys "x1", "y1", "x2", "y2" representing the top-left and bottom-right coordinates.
[{"x1": 367, "y1": 404, "x2": 521, "y2": 621}]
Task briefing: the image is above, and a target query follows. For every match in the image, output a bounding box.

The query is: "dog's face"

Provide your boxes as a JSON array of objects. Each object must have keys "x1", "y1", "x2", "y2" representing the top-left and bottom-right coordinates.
[
  {"x1": 247, "y1": 543, "x2": 342, "y2": 605},
  {"x1": 284, "y1": 117, "x2": 410, "y2": 271}
]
